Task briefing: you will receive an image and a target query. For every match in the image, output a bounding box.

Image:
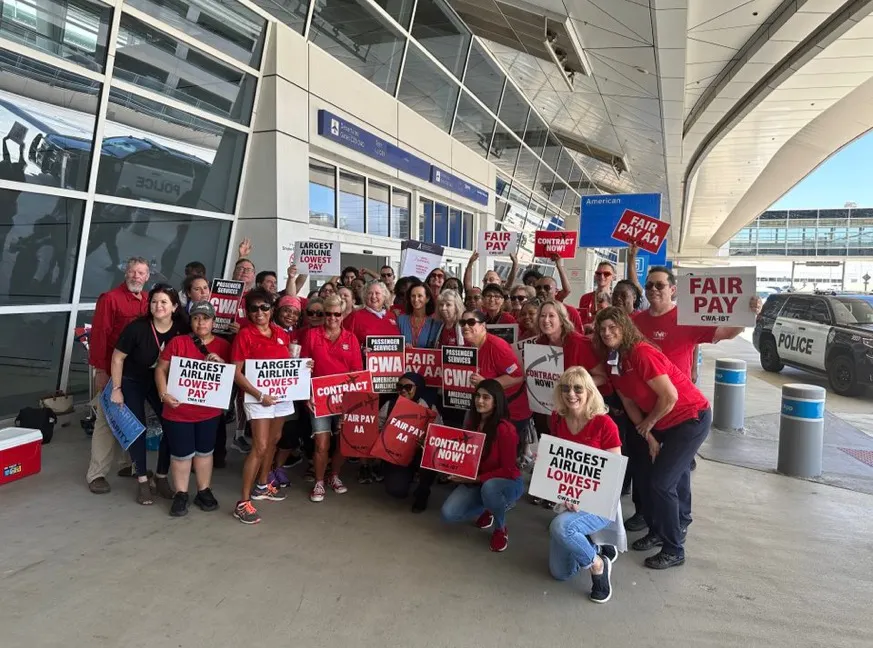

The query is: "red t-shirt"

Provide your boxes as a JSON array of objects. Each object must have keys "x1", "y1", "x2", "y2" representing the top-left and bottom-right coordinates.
[
  {"x1": 484, "y1": 311, "x2": 517, "y2": 325},
  {"x1": 577, "y1": 291, "x2": 596, "y2": 327},
  {"x1": 478, "y1": 334, "x2": 531, "y2": 422},
  {"x1": 536, "y1": 331, "x2": 598, "y2": 372},
  {"x1": 89, "y1": 284, "x2": 149, "y2": 372},
  {"x1": 608, "y1": 342, "x2": 709, "y2": 430},
  {"x1": 632, "y1": 306, "x2": 716, "y2": 378},
  {"x1": 160, "y1": 335, "x2": 232, "y2": 423},
  {"x1": 231, "y1": 323, "x2": 292, "y2": 362},
  {"x1": 476, "y1": 419, "x2": 521, "y2": 482},
  {"x1": 438, "y1": 324, "x2": 461, "y2": 348},
  {"x1": 298, "y1": 326, "x2": 363, "y2": 378},
  {"x1": 565, "y1": 305, "x2": 584, "y2": 333},
  {"x1": 343, "y1": 308, "x2": 400, "y2": 345},
  {"x1": 549, "y1": 413, "x2": 621, "y2": 450}
]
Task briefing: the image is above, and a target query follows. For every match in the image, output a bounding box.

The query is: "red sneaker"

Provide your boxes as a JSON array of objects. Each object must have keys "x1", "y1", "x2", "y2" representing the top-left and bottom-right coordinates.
[
  {"x1": 475, "y1": 511, "x2": 494, "y2": 529},
  {"x1": 490, "y1": 527, "x2": 508, "y2": 552}
]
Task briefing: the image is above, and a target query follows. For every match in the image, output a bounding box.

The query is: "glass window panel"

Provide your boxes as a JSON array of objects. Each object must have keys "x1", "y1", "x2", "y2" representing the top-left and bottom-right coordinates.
[
  {"x1": 80, "y1": 203, "x2": 231, "y2": 301},
  {"x1": 0, "y1": 190, "x2": 83, "y2": 305},
  {"x1": 96, "y1": 88, "x2": 247, "y2": 213},
  {"x1": 0, "y1": 0, "x2": 111, "y2": 71},
  {"x1": 0, "y1": 50, "x2": 100, "y2": 191},
  {"x1": 463, "y1": 212, "x2": 473, "y2": 250},
  {"x1": 489, "y1": 124, "x2": 520, "y2": 177},
  {"x1": 535, "y1": 168, "x2": 556, "y2": 203},
  {"x1": 434, "y1": 202, "x2": 448, "y2": 246},
  {"x1": 498, "y1": 81, "x2": 529, "y2": 136},
  {"x1": 419, "y1": 198, "x2": 433, "y2": 242},
  {"x1": 251, "y1": 0, "x2": 310, "y2": 35},
  {"x1": 126, "y1": 0, "x2": 267, "y2": 69},
  {"x1": 449, "y1": 207, "x2": 462, "y2": 248},
  {"x1": 527, "y1": 196, "x2": 546, "y2": 230},
  {"x1": 368, "y1": 180, "x2": 390, "y2": 236},
  {"x1": 523, "y1": 112, "x2": 548, "y2": 157},
  {"x1": 374, "y1": 0, "x2": 415, "y2": 27},
  {"x1": 69, "y1": 308, "x2": 94, "y2": 402},
  {"x1": 309, "y1": 160, "x2": 336, "y2": 227},
  {"x1": 451, "y1": 91, "x2": 495, "y2": 158},
  {"x1": 411, "y1": 0, "x2": 470, "y2": 79},
  {"x1": 114, "y1": 15, "x2": 258, "y2": 125},
  {"x1": 309, "y1": 0, "x2": 406, "y2": 95},
  {"x1": 0, "y1": 311, "x2": 67, "y2": 414},
  {"x1": 391, "y1": 188, "x2": 410, "y2": 239},
  {"x1": 514, "y1": 144, "x2": 540, "y2": 189},
  {"x1": 540, "y1": 133, "x2": 561, "y2": 171},
  {"x1": 462, "y1": 41, "x2": 504, "y2": 113},
  {"x1": 554, "y1": 147, "x2": 574, "y2": 185},
  {"x1": 397, "y1": 44, "x2": 459, "y2": 132},
  {"x1": 339, "y1": 171, "x2": 365, "y2": 233}
]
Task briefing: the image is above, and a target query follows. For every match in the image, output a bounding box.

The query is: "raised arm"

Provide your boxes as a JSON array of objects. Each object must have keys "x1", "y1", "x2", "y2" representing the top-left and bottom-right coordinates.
[
  {"x1": 463, "y1": 252, "x2": 479, "y2": 294},
  {"x1": 553, "y1": 255, "x2": 570, "y2": 301},
  {"x1": 505, "y1": 252, "x2": 519, "y2": 288}
]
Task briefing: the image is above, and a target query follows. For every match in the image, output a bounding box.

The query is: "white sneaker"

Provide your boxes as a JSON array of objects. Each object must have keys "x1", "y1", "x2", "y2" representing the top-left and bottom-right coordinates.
[
  {"x1": 309, "y1": 481, "x2": 326, "y2": 502},
  {"x1": 328, "y1": 474, "x2": 348, "y2": 494}
]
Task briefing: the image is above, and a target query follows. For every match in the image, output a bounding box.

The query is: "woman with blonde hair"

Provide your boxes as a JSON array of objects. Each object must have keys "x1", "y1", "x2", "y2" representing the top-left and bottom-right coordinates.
[
  {"x1": 547, "y1": 366, "x2": 623, "y2": 604},
  {"x1": 435, "y1": 288, "x2": 464, "y2": 347}
]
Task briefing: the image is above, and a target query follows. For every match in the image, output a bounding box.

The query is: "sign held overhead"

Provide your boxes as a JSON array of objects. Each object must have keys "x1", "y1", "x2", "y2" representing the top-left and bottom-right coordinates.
[{"x1": 611, "y1": 209, "x2": 669, "y2": 254}]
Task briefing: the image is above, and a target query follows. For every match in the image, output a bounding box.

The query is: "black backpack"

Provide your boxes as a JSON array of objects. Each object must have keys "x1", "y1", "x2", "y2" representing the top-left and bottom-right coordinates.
[{"x1": 15, "y1": 407, "x2": 57, "y2": 445}]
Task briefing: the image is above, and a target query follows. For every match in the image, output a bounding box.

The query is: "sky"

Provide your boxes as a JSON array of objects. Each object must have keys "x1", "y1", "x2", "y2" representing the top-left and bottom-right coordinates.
[{"x1": 770, "y1": 130, "x2": 873, "y2": 210}]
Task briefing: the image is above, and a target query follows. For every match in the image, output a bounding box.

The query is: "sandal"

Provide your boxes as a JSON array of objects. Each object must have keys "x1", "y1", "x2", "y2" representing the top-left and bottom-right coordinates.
[{"x1": 137, "y1": 480, "x2": 154, "y2": 505}]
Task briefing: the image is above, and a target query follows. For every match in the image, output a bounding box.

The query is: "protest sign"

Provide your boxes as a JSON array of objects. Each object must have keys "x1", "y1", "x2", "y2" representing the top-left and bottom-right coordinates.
[
  {"x1": 441, "y1": 346, "x2": 477, "y2": 409},
  {"x1": 523, "y1": 344, "x2": 564, "y2": 415},
  {"x1": 420, "y1": 424, "x2": 486, "y2": 480},
  {"x1": 8, "y1": 122, "x2": 28, "y2": 146},
  {"x1": 294, "y1": 240, "x2": 341, "y2": 276},
  {"x1": 99, "y1": 383, "x2": 145, "y2": 451},
  {"x1": 370, "y1": 398, "x2": 437, "y2": 466},
  {"x1": 311, "y1": 371, "x2": 373, "y2": 417},
  {"x1": 534, "y1": 231, "x2": 578, "y2": 258},
  {"x1": 405, "y1": 348, "x2": 442, "y2": 387},
  {"x1": 209, "y1": 279, "x2": 244, "y2": 334},
  {"x1": 244, "y1": 359, "x2": 311, "y2": 403},
  {"x1": 400, "y1": 239, "x2": 444, "y2": 280},
  {"x1": 529, "y1": 434, "x2": 627, "y2": 519},
  {"x1": 611, "y1": 209, "x2": 669, "y2": 254},
  {"x1": 366, "y1": 336, "x2": 405, "y2": 393},
  {"x1": 477, "y1": 230, "x2": 519, "y2": 256},
  {"x1": 166, "y1": 357, "x2": 235, "y2": 409},
  {"x1": 486, "y1": 323, "x2": 518, "y2": 345},
  {"x1": 676, "y1": 266, "x2": 757, "y2": 327},
  {"x1": 339, "y1": 391, "x2": 381, "y2": 458}
]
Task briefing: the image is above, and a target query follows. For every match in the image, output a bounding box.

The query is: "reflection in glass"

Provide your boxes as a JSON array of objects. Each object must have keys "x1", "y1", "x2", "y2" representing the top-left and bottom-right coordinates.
[
  {"x1": 114, "y1": 15, "x2": 258, "y2": 125},
  {"x1": 80, "y1": 204, "x2": 231, "y2": 301},
  {"x1": 391, "y1": 188, "x2": 410, "y2": 239},
  {"x1": 0, "y1": 190, "x2": 83, "y2": 305},
  {"x1": 419, "y1": 198, "x2": 433, "y2": 243},
  {"x1": 452, "y1": 91, "x2": 495, "y2": 158},
  {"x1": 0, "y1": 311, "x2": 67, "y2": 414},
  {"x1": 412, "y1": 0, "x2": 471, "y2": 79},
  {"x1": 463, "y1": 212, "x2": 473, "y2": 250},
  {"x1": 0, "y1": 0, "x2": 111, "y2": 71},
  {"x1": 498, "y1": 82, "x2": 529, "y2": 135},
  {"x1": 524, "y1": 112, "x2": 548, "y2": 157},
  {"x1": 449, "y1": 207, "x2": 462, "y2": 248},
  {"x1": 125, "y1": 0, "x2": 268, "y2": 69},
  {"x1": 310, "y1": 160, "x2": 336, "y2": 227},
  {"x1": 489, "y1": 124, "x2": 520, "y2": 178},
  {"x1": 309, "y1": 0, "x2": 406, "y2": 94},
  {"x1": 463, "y1": 42, "x2": 504, "y2": 113},
  {"x1": 514, "y1": 144, "x2": 540, "y2": 189},
  {"x1": 540, "y1": 134, "x2": 561, "y2": 174},
  {"x1": 434, "y1": 202, "x2": 448, "y2": 246},
  {"x1": 97, "y1": 89, "x2": 247, "y2": 213},
  {"x1": 251, "y1": 0, "x2": 310, "y2": 35},
  {"x1": 339, "y1": 171, "x2": 365, "y2": 233},
  {"x1": 554, "y1": 147, "x2": 574, "y2": 186},
  {"x1": 0, "y1": 49, "x2": 100, "y2": 191},
  {"x1": 69, "y1": 308, "x2": 94, "y2": 401},
  {"x1": 397, "y1": 44, "x2": 459, "y2": 132},
  {"x1": 368, "y1": 180, "x2": 390, "y2": 236}
]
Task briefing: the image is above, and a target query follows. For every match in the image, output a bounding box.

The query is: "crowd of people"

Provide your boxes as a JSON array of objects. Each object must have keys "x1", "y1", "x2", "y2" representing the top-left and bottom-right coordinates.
[{"x1": 84, "y1": 240, "x2": 761, "y2": 604}]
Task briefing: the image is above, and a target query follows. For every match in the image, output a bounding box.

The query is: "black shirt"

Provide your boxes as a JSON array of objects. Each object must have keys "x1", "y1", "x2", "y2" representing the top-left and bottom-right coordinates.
[{"x1": 115, "y1": 318, "x2": 186, "y2": 383}]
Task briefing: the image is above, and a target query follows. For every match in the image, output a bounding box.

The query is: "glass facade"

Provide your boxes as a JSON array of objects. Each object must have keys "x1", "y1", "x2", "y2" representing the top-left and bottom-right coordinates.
[
  {"x1": 417, "y1": 196, "x2": 472, "y2": 250},
  {"x1": 729, "y1": 209, "x2": 873, "y2": 257}
]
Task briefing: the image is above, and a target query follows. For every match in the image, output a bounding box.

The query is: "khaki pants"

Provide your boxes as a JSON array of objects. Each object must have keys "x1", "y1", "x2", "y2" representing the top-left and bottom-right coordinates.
[{"x1": 85, "y1": 396, "x2": 132, "y2": 484}]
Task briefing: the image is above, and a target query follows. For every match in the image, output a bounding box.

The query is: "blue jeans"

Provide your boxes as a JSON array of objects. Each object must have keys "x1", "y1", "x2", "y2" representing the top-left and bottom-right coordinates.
[
  {"x1": 440, "y1": 477, "x2": 524, "y2": 530},
  {"x1": 122, "y1": 376, "x2": 168, "y2": 478},
  {"x1": 549, "y1": 511, "x2": 611, "y2": 579}
]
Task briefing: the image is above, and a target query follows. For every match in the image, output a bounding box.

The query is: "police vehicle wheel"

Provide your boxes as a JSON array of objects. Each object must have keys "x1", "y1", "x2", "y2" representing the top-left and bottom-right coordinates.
[
  {"x1": 760, "y1": 337, "x2": 783, "y2": 372},
  {"x1": 828, "y1": 354, "x2": 860, "y2": 397}
]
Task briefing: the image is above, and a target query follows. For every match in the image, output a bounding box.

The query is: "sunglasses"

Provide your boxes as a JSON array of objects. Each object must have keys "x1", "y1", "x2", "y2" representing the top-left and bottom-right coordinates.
[
  {"x1": 459, "y1": 318, "x2": 483, "y2": 327},
  {"x1": 431, "y1": 273, "x2": 445, "y2": 280},
  {"x1": 645, "y1": 281, "x2": 669, "y2": 291},
  {"x1": 380, "y1": 272, "x2": 393, "y2": 278},
  {"x1": 397, "y1": 383, "x2": 415, "y2": 393},
  {"x1": 324, "y1": 311, "x2": 342, "y2": 318},
  {"x1": 536, "y1": 285, "x2": 554, "y2": 292},
  {"x1": 594, "y1": 271, "x2": 613, "y2": 278},
  {"x1": 247, "y1": 303, "x2": 271, "y2": 313},
  {"x1": 510, "y1": 295, "x2": 527, "y2": 302},
  {"x1": 306, "y1": 309, "x2": 324, "y2": 316},
  {"x1": 560, "y1": 384, "x2": 585, "y2": 395}
]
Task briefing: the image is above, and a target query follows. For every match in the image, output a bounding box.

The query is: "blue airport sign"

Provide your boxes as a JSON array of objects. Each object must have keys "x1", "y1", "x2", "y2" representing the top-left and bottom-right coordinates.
[
  {"x1": 430, "y1": 166, "x2": 489, "y2": 206},
  {"x1": 579, "y1": 192, "x2": 665, "y2": 266}
]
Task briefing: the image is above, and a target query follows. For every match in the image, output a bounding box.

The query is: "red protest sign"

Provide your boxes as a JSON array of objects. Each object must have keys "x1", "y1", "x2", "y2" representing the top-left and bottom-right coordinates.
[
  {"x1": 611, "y1": 209, "x2": 669, "y2": 254},
  {"x1": 405, "y1": 348, "x2": 442, "y2": 387},
  {"x1": 370, "y1": 397, "x2": 437, "y2": 466},
  {"x1": 420, "y1": 424, "x2": 486, "y2": 480},
  {"x1": 534, "y1": 231, "x2": 578, "y2": 258},
  {"x1": 339, "y1": 391, "x2": 381, "y2": 458},
  {"x1": 209, "y1": 279, "x2": 244, "y2": 334},
  {"x1": 366, "y1": 335, "x2": 405, "y2": 393},
  {"x1": 441, "y1": 346, "x2": 477, "y2": 410},
  {"x1": 311, "y1": 371, "x2": 373, "y2": 418}
]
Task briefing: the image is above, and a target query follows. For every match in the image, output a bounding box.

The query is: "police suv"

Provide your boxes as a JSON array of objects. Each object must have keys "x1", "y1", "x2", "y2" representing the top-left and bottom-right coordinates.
[{"x1": 753, "y1": 293, "x2": 873, "y2": 396}]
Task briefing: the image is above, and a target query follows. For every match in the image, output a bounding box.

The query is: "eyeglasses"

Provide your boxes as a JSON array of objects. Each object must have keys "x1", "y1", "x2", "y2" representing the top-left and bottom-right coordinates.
[
  {"x1": 560, "y1": 384, "x2": 585, "y2": 395},
  {"x1": 306, "y1": 309, "x2": 324, "y2": 317},
  {"x1": 153, "y1": 283, "x2": 177, "y2": 294},
  {"x1": 397, "y1": 383, "x2": 415, "y2": 393},
  {"x1": 459, "y1": 318, "x2": 483, "y2": 327},
  {"x1": 237, "y1": 266, "x2": 255, "y2": 275},
  {"x1": 645, "y1": 281, "x2": 670, "y2": 291},
  {"x1": 324, "y1": 311, "x2": 343, "y2": 318},
  {"x1": 510, "y1": 295, "x2": 527, "y2": 302},
  {"x1": 247, "y1": 304, "x2": 271, "y2": 313},
  {"x1": 594, "y1": 271, "x2": 613, "y2": 278}
]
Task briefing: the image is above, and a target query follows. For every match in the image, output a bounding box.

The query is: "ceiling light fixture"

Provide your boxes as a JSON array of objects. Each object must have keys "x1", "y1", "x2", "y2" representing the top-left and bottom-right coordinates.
[{"x1": 634, "y1": 66, "x2": 650, "y2": 74}]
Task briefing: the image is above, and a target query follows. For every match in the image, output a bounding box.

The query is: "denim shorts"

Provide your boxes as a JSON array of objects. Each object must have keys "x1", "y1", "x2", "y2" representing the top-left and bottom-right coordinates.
[
  {"x1": 309, "y1": 411, "x2": 339, "y2": 436},
  {"x1": 163, "y1": 418, "x2": 219, "y2": 460}
]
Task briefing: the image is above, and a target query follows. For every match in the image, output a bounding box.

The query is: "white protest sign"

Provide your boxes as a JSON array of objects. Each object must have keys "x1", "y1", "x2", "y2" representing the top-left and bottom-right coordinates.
[
  {"x1": 294, "y1": 241, "x2": 341, "y2": 276},
  {"x1": 529, "y1": 434, "x2": 627, "y2": 519},
  {"x1": 400, "y1": 239, "x2": 444, "y2": 280},
  {"x1": 676, "y1": 266, "x2": 757, "y2": 327},
  {"x1": 523, "y1": 344, "x2": 564, "y2": 415},
  {"x1": 244, "y1": 359, "x2": 312, "y2": 402},
  {"x1": 477, "y1": 230, "x2": 519, "y2": 256},
  {"x1": 166, "y1": 357, "x2": 235, "y2": 409}
]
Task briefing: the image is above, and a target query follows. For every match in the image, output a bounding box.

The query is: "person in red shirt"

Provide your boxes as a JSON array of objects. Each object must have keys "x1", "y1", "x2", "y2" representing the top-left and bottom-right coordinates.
[
  {"x1": 155, "y1": 301, "x2": 230, "y2": 517},
  {"x1": 435, "y1": 289, "x2": 464, "y2": 348},
  {"x1": 480, "y1": 284, "x2": 517, "y2": 325},
  {"x1": 535, "y1": 276, "x2": 584, "y2": 332},
  {"x1": 548, "y1": 366, "x2": 623, "y2": 604},
  {"x1": 230, "y1": 289, "x2": 294, "y2": 524},
  {"x1": 86, "y1": 257, "x2": 151, "y2": 495},
  {"x1": 578, "y1": 261, "x2": 616, "y2": 333},
  {"x1": 517, "y1": 300, "x2": 540, "y2": 341},
  {"x1": 298, "y1": 295, "x2": 362, "y2": 503},
  {"x1": 440, "y1": 379, "x2": 524, "y2": 553},
  {"x1": 593, "y1": 307, "x2": 711, "y2": 570}
]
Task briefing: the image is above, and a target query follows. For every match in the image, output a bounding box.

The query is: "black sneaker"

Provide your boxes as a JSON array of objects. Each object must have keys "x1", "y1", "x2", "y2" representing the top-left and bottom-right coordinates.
[
  {"x1": 371, "y1": 463, "x2": 384, "y2": 483},
  {"x1": 357, "y1": 465, "x2": 373, "y2": 484},
  {"x1": 282, "y1": 453, "x2": 304, "y2": 469},
  {"x1": 589, "y1": 555, "x2": 612, "y2": 603},
  {"x1": 598, "y1": 544, "x2": 618, "y2": 564},
  {"x1": 194, "y1": 488, "x2": 219, "y2": 512},
  {"x1": 631, "y1": 533, "x2": 663, "y2": 551},
  {"x1": 644, "y1": 550, "x2": 685, "y2": 570},
  {"x1": 411, "y1": 493, "x2": 429, "y2": 513},
  {"x1": 624, "y1": 512, "x2": 647, "y2": 532},
  {"x1": 170, "y1": 492, "x2": 189, "y2": 517},
  {"x1": 690, "y1": 457, "x2": 697, "y2": 471}
]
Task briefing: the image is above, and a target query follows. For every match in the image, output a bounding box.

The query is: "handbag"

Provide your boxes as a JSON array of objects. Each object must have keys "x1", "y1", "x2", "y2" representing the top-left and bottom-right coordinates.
[{"x1": 15, "y1": 407, "x2": 57, "y2": 445}]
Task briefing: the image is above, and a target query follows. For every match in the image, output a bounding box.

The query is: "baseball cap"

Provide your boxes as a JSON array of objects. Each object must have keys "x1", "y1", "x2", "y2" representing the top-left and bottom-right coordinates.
[{"x1": 188, "y1": 301, "x2": 215, "y2": 319}]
